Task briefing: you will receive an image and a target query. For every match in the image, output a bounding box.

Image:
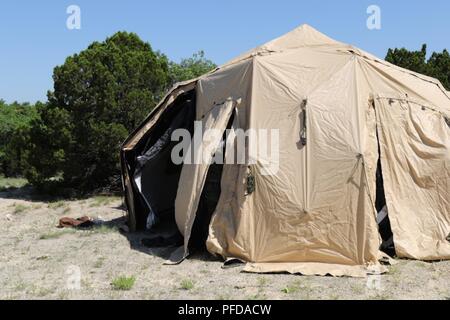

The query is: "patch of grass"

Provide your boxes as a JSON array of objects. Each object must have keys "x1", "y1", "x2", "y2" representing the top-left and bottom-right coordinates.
[
  {"x1": 13, "y1": 204, "x2": 29, "y2": 214},
  {"x1": 90, "y1": 196, "x2": 121, "y2": 207},
  {"x1": 180, "y1": 279, "x2": 194, "y2": 290},
  {"x1": 48, "y1": 201, "x2": 66, "y2": 209},
  {"x1": 111, "y1": 276, "x2": 136, "y2": 291},
  {"x1": 0, "y1": 176, "x2": 27, "y2": 191},
  {"x1": 39, "y1": 229, "x2": 75, "y2": 240},
  {"x1": 281, "y1": 284, "x2": 299, "y2": 294}
]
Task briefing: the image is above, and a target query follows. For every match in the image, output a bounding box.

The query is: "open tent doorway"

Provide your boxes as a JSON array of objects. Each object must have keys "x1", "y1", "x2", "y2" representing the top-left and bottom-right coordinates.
[
  {"x1": 125, "y1": 89, "x2": 197, "y2": 237},
  {"x1": 188, "y1": 112, "x2": 236, "y2": 252},
  {"x1": 375, "y1": 157, "x2": 395, "y2": 257}
]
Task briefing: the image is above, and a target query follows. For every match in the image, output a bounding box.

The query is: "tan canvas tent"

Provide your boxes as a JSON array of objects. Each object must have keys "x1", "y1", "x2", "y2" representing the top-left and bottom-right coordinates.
[{"x1": 121, "y1": 25, "x2": 450, "y2": 277}]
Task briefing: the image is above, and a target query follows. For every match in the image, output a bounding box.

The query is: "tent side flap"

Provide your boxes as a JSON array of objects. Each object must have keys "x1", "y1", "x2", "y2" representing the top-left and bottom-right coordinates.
[{"x1": 375, "y1": 96, "x2": 450, "y2": 260}]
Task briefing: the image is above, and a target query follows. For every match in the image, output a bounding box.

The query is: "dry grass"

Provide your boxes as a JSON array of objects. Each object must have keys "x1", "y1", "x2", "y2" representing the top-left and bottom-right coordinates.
[{"x1": 12, "y1": 203, "x2": 29, "y2": 214}]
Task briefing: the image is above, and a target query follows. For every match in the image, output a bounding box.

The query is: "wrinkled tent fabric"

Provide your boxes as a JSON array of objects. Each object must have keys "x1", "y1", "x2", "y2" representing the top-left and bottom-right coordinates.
[
  {"x1": 375, "y1": 95, "x2": 450, "y2": 260},
  {"x1": 121, "y1": 25, "x2": 450, "y2": 276}
]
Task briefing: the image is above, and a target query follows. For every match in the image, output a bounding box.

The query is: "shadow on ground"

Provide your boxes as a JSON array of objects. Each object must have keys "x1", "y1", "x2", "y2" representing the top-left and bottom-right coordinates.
[
  {"x1": 117, "y1": 220, "x2": 220, "y2": 263},
  {"x1": 0, "y1": 184, "x2": 122, "y2": 203},
  {"x1": 1, "y1": 185, "x2": 218, "y2": 264}
]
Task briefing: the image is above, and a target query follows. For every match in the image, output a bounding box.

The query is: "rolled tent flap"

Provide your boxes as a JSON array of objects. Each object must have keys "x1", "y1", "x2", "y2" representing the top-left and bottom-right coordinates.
[
  {"x1": 175, "y1": 98, "x2": 237, "y2": 259},
  {"x1": 375, "y1": 95, "x2": 450, "y2": 260}
]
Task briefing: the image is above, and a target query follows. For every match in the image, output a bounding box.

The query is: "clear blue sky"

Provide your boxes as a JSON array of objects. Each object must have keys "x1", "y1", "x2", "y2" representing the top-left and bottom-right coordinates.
[{"x1": 1, "y1": 0, "x2": 449, "y2": 103}]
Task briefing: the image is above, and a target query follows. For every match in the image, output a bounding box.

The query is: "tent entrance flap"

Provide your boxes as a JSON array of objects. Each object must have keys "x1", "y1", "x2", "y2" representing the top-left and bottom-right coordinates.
[
  {"x1": 374, "y1": 96, "x2": 450, "y2": 260},
  {"x1": 130, "y1": 90, "x2": 196, "y2": 231},
  {"x1": 175, "y1": 98, "x2": 237, "y2": 256},
  {"x1": 188, "y1": 112, "x2": 235, "y2": 251}
]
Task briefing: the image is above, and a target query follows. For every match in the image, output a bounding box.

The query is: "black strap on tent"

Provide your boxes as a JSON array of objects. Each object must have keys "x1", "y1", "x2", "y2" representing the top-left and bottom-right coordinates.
[
  {"x1": 300, "y1": 99, "x2": 308, "y2": 146},
  {"x1": 245, "y1": 166, "x2": 256, "y2": 196}
]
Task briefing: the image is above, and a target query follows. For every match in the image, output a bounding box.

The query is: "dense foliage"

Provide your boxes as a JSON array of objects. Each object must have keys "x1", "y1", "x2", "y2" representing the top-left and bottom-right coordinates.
[
  {"x1": 169, "y1": 50, "x2": 217, "y2": 85},
  {"x1": 1, "y1": 32, "x2": 216, "y2": 194},
  {"x1": 386, "y1": 44, "x2": 450, "y2": 90},
  {"x1": 25, "y1": 32, "x2": 173, "y2": 192},
  {"x1": 0, "y1": 100, "x2": 37, "y2": 177}
]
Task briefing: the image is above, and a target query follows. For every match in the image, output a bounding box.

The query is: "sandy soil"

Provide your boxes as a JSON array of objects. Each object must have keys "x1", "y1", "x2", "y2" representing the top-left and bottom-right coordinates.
[{"x1": 1, "y1": 187, "x2": 449, "y2": 300}]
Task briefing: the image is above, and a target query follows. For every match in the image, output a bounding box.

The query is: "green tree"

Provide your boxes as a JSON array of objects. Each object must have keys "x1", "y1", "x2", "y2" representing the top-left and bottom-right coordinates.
[
  {"x1": 25, "y1": 32, "x2": 170, "y2": 193},
  {"x1": 385, "y1": 44, "x2": 428, "y2": 75},
  {"x1": 169, "y1": 51, "x2": 216, "y2": 85},
  {"x1": 0, "y1": 100, "x2": 37, "y2": 177},
  {"x1": 386, "y1": 44, "x2": 450, "y2": 90},
  {"x1": 428, "y1": 49, "x2": 450, "y2": 90}
]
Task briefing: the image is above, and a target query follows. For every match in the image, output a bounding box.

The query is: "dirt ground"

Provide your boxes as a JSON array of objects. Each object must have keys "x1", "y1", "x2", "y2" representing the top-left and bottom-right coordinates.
[{"x1": 1, "y1": 187, "x2": 449, "y2": 300}]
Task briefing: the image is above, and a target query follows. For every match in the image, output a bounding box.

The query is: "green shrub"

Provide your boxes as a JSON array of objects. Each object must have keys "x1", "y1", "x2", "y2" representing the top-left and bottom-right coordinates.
[
  {"x1": 180, "y1": 279, "x2": 194, "y2": 290},
  {"x1": 111, "y1": 276, "x2": 136, "y2": 291},
  {"x1": 24, "y1": 32, "x2": 170, "y2": 193}
]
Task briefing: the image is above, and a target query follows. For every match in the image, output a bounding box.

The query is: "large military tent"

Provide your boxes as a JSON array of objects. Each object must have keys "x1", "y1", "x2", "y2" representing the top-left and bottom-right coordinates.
[{"x1": 120, "y1": 25, "x2": 450, "y2": 277}]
